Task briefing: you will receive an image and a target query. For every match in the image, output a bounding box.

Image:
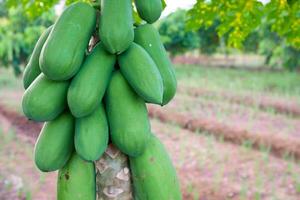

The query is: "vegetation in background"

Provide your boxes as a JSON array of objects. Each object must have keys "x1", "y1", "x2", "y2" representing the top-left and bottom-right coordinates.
[
  {"x1": 0, "y1": 2, "x2": 55, "y2": 75},
  {"x1": 187, "y1": 0, "x2": 300, "y2": 49},
  {"x1": 1, "y1": 0, "x2": 300, "y2": 71},
  {"x1": 186, "y1": 0, "x2": 300, "y2": 70},
  {"x1": 158, "y1": 8, "x2": 300, "y2": 70},
  {"x1": 158, "y1": 10, "x2": 200, "y2": 57}
]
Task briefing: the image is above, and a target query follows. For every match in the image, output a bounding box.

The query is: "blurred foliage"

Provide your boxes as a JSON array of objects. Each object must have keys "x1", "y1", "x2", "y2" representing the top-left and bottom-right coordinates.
[
  {"x1": 158, "y1": 10, "x2": 200, "y2": 57},
  {"x1": 0, "y1": 2, "x2": 55, "y2": 75},
  {"x1": 6, "y1": 0, "x2": 167, "y2": 19},
  {"x1": 187, "y1": 0, "x2": 300, "y2": 49},
  {"x1": 2, "y1": 0, "x2": 299, "y2": 71},
  {"x1": 160, "y1": 9, "x2": 300, "y2": 70},
  {"x1": 247, "y1": 23, "x2": 300, "y2": 71},
  {"x1": 5, "y1": 0, "x2": 90, "y2": 19}
]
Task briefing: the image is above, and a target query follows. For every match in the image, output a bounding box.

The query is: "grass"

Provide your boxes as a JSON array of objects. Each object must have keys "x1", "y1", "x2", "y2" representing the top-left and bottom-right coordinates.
[{"x1": 175, "y1": 64, "x2": 300, "y2": 99}]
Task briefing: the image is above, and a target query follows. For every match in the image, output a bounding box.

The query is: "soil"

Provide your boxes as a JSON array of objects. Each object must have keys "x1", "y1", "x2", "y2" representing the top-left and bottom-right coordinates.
[
  {"x1": 152, "y1": 120, "x2": 300, "y2": 200},
  {"x1": 1, "y1": 86, "x2": 300, "y2": 199},
  {"x1": 171, "y1": 93, "x2": 300, "y2": 138},
  {"x1": 0, "y1": 109, "x2": 56, "y2": 200},
  {"x1": 148, "y1": 105, "x2": 300, "y2": 160},
  {"x1": 178, "y1": 86, "x2": 300, "y2": 118},
  {"x1": 1, "y1": 104, "x2": 300, "y2": 199}
]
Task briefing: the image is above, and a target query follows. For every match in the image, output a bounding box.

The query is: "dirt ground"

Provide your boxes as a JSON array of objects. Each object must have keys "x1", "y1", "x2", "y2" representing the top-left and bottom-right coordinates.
[
  {"x1": 0, "y1": 113, "x2": 56, "y2": 200},
  {"x1": 179, "y1": 86, "x2": 300, "y2": 117},
  {"x1": 0, "y1": 104, "x2": 300, "y2": 200},
  {"x1": 1, "y1": 67, "x2": 300, "y2": 199}
]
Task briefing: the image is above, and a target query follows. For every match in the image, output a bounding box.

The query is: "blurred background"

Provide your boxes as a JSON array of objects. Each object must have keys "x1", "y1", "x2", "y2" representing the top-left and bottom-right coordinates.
[{"x1": 0, "y1": 0, "x2": 300, "y2": 199}]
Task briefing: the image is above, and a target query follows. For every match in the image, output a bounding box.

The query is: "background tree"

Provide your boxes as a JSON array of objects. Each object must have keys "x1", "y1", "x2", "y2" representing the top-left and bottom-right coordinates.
[
  {"x1": 186, "y1": 0, "x2": 300, "y2": 70},
  {"x1": 0, "y1": 1, "x2": 54, "y2": 75},
  {"x1": 157, "y1": 10, "x2": 200, "y2": 58}
]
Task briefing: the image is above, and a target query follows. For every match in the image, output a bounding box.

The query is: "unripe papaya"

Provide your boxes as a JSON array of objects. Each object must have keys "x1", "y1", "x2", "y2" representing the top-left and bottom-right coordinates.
[
  {"x1": 130, "y1": 134, "x2": 182, "y2": 200},
  {"x1": 40, "y1": 2, "x2": 96, "y2": 80},
  {"x1": 134, "y1": 0, "x2": 163, "y2": 24},
  {"x1": 134, "y1": 24, "x2": 177, "y2": 105},
  {"x1": 75, "y1": 103, "x2": 109, "y2": 161},
  {"x1": 23, "y1": 26, "x2": 52, "y2": 89},
  {"x1": 22, "y1": 74, "x2": 69, "y2": 122},
  {"x1": 34, "y1": 112, "x2": 74, "y2": 172},
  {"x1": 99, "y1": 0, "x2": 134, "y2": 54},
  {"x1": 105, "y1": 71, "x2": 150, "y2": 157},
  {"x1": 118, "y1": 43, "x2": 163, "y2": 104},
  {"x1": 57, "y1": 153, "x2": 95, "y2": 200},
  {"x1": 68, "y1": 43, "x2": 116, "y2": 118}
]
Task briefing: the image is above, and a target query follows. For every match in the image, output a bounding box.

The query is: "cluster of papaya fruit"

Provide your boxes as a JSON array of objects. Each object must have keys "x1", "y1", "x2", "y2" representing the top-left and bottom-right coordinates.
[{"x1": 22, "y1": 0, "x2": 181, "y2": 199}]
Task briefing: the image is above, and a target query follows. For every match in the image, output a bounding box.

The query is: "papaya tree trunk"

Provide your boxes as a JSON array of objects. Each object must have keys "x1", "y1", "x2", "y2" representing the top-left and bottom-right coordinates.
[
  {"x1": 90, "y1": 33, "x2": 133, "y2": 200},
  {"x1": 90, "y1": 7, "x2": 133, "y2": 196},
  {"x1": 95, "y1": 144, "x2": 133, "y2": 199}
]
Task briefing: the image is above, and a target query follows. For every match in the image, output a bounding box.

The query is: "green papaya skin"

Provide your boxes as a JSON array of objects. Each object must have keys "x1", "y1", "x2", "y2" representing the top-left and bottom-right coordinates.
[
  {"x1": 118, "y1": 43, "x2": 163, "y2": 104},
  {"x1": 34, "y1": 112, "x2": 74, "y2": 172},
  {"x1": 22, "y1": 74, "x2": 69, "y2": 122},
  {"x1": 99, "y1": 0, "x2": 134, "y2": 54},
  {"x1": 134, "y1": 0, "x2": 163, "y2": 24},
  {"x1": 134, "y1": 24, "x2": 177, "y2": 105},
  {"x1": 130, "y1": 134, "x2": 182, "y2": 200},
  {"x1": 23, "y1": 26, "x2": 52, "y2": 89},
  {"x1": 68, "y1": 43, "x2": 116, "y2": 118},
  {"x1": 40, "y1": 2, "x2": 96, "y2": 80},
  {"x1": 57, "y1": 153, "x2": 96, "y2": 200},
  {"x1": 75, "y1": 103, "x2": 109, "y2": 161},
  {"x1": 105, "y1": 71, "x2": 150, "y2": 157}
]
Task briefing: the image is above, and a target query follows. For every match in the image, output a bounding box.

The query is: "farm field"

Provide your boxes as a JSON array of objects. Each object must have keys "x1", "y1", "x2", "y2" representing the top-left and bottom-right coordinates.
[{"x1": 0, "y1": 64, "x2": 300, "y2": 200}]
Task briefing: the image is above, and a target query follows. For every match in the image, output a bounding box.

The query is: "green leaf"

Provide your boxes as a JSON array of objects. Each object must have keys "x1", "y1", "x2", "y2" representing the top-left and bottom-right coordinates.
[{"x1": 161, "y1": 0, "x2": 167, "y2": 10}]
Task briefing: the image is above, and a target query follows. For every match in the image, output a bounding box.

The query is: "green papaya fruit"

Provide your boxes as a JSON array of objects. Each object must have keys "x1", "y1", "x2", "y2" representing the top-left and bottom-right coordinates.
[
  {"x1": 40, "y1": 2, "x2": 96, "y2": 80},
  {"x1": 99, "y1": 0, "x2": 134, "y2": 54},
  {"x1": 23, "y1": 26, "x2": 52, "y2": 89},
  {"x1": 105, "y1": 71, "x2": 150, "y2": 157},
  {"x1": 22, "y1": 74, "x2": 69, "y2": 122},
  {"x1": 134, "y1": 0, "x2": 163, "y2": 24},
  {"x1": 134, "y1": 24, "x2": 177, "y2": 105},
  {"x1": 34, "y1": 112, "x2": 74, "y2": 172},
  {"x1": 130, "y1": 134, "x2": 182, "y2": 200},
  {"x1": 57, "y1": 153, "x2": 95, "y2": 200},
  {"x1": 68, "y1": 43, "x2": 116, "y2": 118},
  {"x1": 118, "y1": 43, "x2": 163, "y2": 104},
  {"x1": 75, "y1": 103, "x2": 108, "y2": 161}
]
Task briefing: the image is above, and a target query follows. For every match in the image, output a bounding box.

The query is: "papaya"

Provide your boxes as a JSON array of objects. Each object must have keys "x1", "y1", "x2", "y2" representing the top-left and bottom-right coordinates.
[
  {"x1": 134, "y1": 0, "x2": 163, "y2": 24},
  {"x1": 99, "y1": 0, "x2": 134, "y2": 54},
  {"x1": 118, "y1": 43, "x2": 163, "y2": 104},
  {"x1": 130, "y1": 134, "x2": 182, "y2": 200},
  {"x1": 75, "y1": 103, "x2": 108, "y2": 161},
  {"x1": 34, "y1": 112, "x2": 74, "y2": 172},
  {"x1": 134, "y1": 24, "x2": 177, "y2": 105},
  {"x1": 68, "y1": 43, "x2": 116, "y2": 118},
  {"x1": 22, "y1": 74, "x2": 69, "y2": 122},
  {"x1": 105, "y1": 71, "x2": 150, "y2": 157},
  {"x1": 57, "y1": 153, "x2": 95, "y2": 200},
  {"x1": 40, "y1": 2, "x2": 96, "y2": 80},
  {"x1": 23, "y1": 26, "x2": 52, "y2": 89}
]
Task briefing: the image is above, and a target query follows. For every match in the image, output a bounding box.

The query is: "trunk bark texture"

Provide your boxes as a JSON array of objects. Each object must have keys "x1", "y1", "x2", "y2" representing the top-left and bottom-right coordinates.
[{"x1": 95, "y1": 144, "x2": 133, "y2": 200}]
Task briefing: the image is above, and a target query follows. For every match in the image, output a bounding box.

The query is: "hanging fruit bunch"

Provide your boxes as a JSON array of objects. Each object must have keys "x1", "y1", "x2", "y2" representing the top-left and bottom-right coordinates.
[{"x1": 22, "y1": 0, "x2": 181, "y2": 199}]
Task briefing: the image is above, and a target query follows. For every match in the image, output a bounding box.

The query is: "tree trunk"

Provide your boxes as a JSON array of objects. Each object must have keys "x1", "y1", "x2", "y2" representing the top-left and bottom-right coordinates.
[
  {"x1": 90, "y1": 36, "x2": 133, "y2": 199},
  {"x1": 90, "y1": 8, "x2": 133, "y2": 198},
  {"x1": 95, "y1": 144, "x2": 133, "y2": 200}
]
